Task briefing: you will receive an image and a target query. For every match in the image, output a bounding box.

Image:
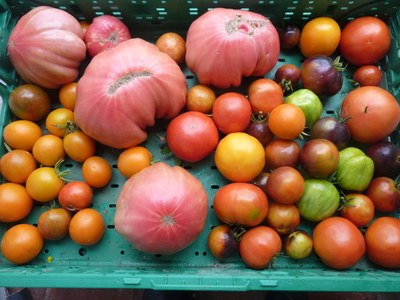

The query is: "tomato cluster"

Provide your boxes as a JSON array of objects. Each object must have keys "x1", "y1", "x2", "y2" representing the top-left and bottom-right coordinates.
[{"x1": 1, "y1": 9, "x2": 400, "y2": 274}]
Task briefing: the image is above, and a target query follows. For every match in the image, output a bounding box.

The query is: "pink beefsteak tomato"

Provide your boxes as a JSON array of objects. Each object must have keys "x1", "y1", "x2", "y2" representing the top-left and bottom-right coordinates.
[
  {"x1": 74, "y1": 38, "x2": 187, "y2": 149},
  {"x1": 7, "y1": 6, "x2": 86, "y2": 89},
  {"x1": 114, "y1": 162, "x2": 208, "y2": 255},
  {"x1": 85, "y1": 15, "x2": 131, "y2": 57},
  {"x1": 185, "y1": 8, "x2": 280, "y2": 88}
]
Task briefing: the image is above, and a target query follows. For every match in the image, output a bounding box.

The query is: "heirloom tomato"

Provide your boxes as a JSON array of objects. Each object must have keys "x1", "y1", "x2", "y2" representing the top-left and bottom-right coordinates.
[
  {"x1": 82, "y1": 156, "x2": 113, "y2": 188},
  {"x1": 45, "y1": 108, "x2": 75, "y2": 138},
  {"x1": 0, "y1": 150, "x2": 37, "y2": 184},
  {"x1": 32, "y1": 135, "x2": 66, "y2": 167},
  {"x1": 58, "y1": 181, "x2": 94, "y2": 212},
  {"x1": 186, "y1": 85, "x2": 216, "y2": 113},
  {"x1": 248, "y1": 78, "x2": 283, "y2": 115},
  {"x1": 208, "y1": 225, "x2": 239, "y2": 259},
  {"x1": 69, "y1": 208, "x2": 105, "y2": 246},
  {"x1": 117, "y1": 146, "x2": 152, "y2": 178},
  {"x1": 263, "y1": 201, "x2": 300, "y2": 235},
  {"x1": 352, "y1": 65, "x2": 382, "y2": 87},
  {"x1": 37, "y1": 208, "x2": 72, "y2": 240},
  {"x1": 264, "y1": 139, "x2": 301, "y2": 170},
  {"x1": 156, "y1": 32, "x2": 186, "y2": 65},
  {"x1": 339, "y1": 193, "x2": 375, "y2": 228},
  {"x1": 268, "y1": 103, "x2": 306, "y2": 140},
  {"x1": 63, "y1": 130, "x2": 96, "y2": 163},
  {"x1": 3, "y1": 120, "x2": 42, "y2": 152}
]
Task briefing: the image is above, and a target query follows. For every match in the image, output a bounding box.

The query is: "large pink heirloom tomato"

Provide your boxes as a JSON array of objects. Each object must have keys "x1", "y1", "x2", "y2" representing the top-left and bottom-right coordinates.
[
  {"x1": 7, "y1": 6, "x2": 86, "y2": 89},
  {"x1": 114, "y1": 162, "x2": 208, "y2": 255},
  {"x1": 75, "y1": 38, "x2": 187, "y2": 149},
  {"x1": 185, "y1": 8, "x2": 280, "y2": 89}
]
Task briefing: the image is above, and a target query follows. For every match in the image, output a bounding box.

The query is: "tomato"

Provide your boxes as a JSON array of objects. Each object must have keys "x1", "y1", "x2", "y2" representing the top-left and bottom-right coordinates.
[
  {"x1": 340, "y1": 86, "x2": 400, "y2": 143},
  {"x1": 37, "y1": 208, "x2": 72, "y2": 240},
  {"x1": 117, "y1": 146, "x2": 152, "y2": 178},
  {"x1": 266, "y1": 166, "x2": 304, "y2": 204},
  {"x1": 69, "y1": 208, "x2": 105, "y2": 246},
  {"x1": 279, "y1": 25, "x2": 301, "y2": 49},
  {"x1": 245, "y1": 116, "x2": 275, "y2": 147},
  {"x1": 263, "y1": 201, "x2": 300, "y2": 235},
  {"x1": 63, "y1": 130, "x2": 96, "y2": 162},
  {"x1": 299, "y1": 17, "x2": 341, "y2": 57},
  {"x1": 0, "y1": 149, "x2": 37, "y2": 184},
  {"x1": 365, "y1": 217, "x2": 400, "y2": 268},
  {"x1": 166, "y1": 111, "x2": 219, "y2": 162},
  {"x1": 8, "y1": 84, "x2": 51, "y2": 121},
  {"x1": 339, "y1": 193, "x2": 375, "y2": 228},
  {"x1": 26, "y1": 165, "x2": 66, "y2": 202},
  {"x1": 0, "y1": 183, "x2": 33, "y2": 222},
  {"x1": 155, "y1": 32, "x2": 186, "y2": 64},
  {"x1": 214, "y1": 132, "x2": 265, "y2": 182},
  {"x1": 295, "y1": 179, "x2": 340, "y2": 222},
  {"x1": 268, "y1": 103, "x2": 306, "y2": 140},
  {"x1": 264, "y1": 138, "x2": 301, "y2": 171},
  {"x1": 3, "y1": 120, "x2": 42, "y2": 152},
  {"x1": 251, "y1": 172, "x2": 270, "y2": 197},
  {"x1": 213, "y1": 182, "x2": 269, "y2": 227},
  {"x1": 32, "y1": 134, "x2": 66, "y2": 167},
  {"x1": 247, "y1": 78, "x2": 283, "y2": 115},
  {"x1": 339, "y1": 16, "x2": 391, "y2": 66},
  {"x1": 365, "y1": 177, "x2": 400, "y2": 212},
  {"x1": 1, "y1": 224, "x2": 44, "y2": 264},
  {"x1": 366, "y1": 141, "x2": 400, "y2": 178},
  {"x1": 282, "y1": 229, "x2": 313, "y2": 260},
  {"x1": 80, "y1": 21, "x2": 90, "y2": 38},
  {"x1": 309, "y1": 116, "x2": 350, "y2": 151},
  {"x1": 352, "y1": 65, "x2": 382, "y2": 87},
  {"x1": 313, "y1": 217, "x2": 366, "y2": 270},
  {"x1": 45, "y1": 108, "x2": 75, "y2": 138},
  {"x1": 274, "y1": 64, "x2": 300, "y2": 93},
  {"x1": 239, "y1": 226, "x2": 282, "y2": 270},
  {"x1": 186, "y1": 85, "x2": 216, "y2": 113},
  {"x1": 207, "y1": 225, "x2": 239, "y2": 259},
  {"x1": 299, "y1": 139, "x2": 340, "y2": 178},
  {"x1": 82, "y1": 156, "x2": 113, "y2": 188},
  {"x1": 212, "y1": 92, "x2": 252, "y2": 134},
  {"x1": 59, "y1": 82, "x2": 77, "y2": 111},
  {"x1": 58, "y1": 181, "x2": 94, "y2": 212}
]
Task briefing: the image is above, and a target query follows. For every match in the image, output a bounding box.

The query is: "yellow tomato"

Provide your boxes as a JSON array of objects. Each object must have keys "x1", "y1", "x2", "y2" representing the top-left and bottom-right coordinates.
[
  {"x1": 299, "y1": 17, "x2": 341, "y2": 57},
  {"x1": 214, "y1": 132, "x2": 265, "y2": 182}
]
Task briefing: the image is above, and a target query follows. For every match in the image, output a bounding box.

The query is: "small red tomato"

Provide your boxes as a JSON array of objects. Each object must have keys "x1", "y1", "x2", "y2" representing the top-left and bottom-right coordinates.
[
  {"x1": 353, "y1": 65, "x2": 382, "y2": 87},
  {"x1": 339, "y1": 193, "x2": 375, "y2": 227},
  {"x1": 58, "y1": 181, "x2": 94, "y2": 212},
  {"x1": 365, "y1": 177, "x2": 400, "y2": 212},
  {"x1": 263, "y1": 201, "x2": 300, "y2": 235}
]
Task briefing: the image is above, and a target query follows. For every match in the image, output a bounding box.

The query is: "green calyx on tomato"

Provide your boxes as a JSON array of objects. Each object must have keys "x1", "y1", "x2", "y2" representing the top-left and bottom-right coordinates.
[
  {"x1": 336, "y1": 147, "x2": 374, "y2": 192},
  {"x1": 283, "y1": 89, "x2": 323, "y2": 127},
  {"x1": 295, "y1": 178, "x2": 340, "y2": 222}
]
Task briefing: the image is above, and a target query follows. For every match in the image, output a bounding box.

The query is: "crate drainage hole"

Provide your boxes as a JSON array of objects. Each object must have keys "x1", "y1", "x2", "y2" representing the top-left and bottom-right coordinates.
[
  {"x1": 194, "y1": 251, "x2": 207, "y2": 256},
  {"x1": 120, "y1": 250, "x2": 125, "y2": 255},
  {"x1": 79, "y1": 248, "x2": 87, "y2": 256}
]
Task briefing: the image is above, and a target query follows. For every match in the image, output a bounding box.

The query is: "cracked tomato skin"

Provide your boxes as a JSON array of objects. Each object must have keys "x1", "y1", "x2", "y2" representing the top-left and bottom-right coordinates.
[
  {"x1": 85, "y1": 15, "x2": 131, "y2": 57},
  {"x1": 185, "y1": 8, "x2": 279, "y2": 88}
]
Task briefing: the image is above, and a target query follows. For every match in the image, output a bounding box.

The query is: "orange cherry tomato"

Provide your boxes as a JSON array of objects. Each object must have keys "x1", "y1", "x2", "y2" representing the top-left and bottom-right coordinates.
[
  {"x1": 26, "y1": 166, "x2": 66, "y2": 202},
  {"x1": 155, "y1": 32, "x2": 186, "y2": 64},
  {"x1": 186, "y1": 84, "x2": 216, "y2": 113},
  {"x1": 1, "y1": 224, "x2": 44, "y2": 264},
  {"x1": 59, "y1": 82, "x2": 77, "y2": 111},
  {"x1": 69, "y1": 208, "x2": 105, "y2": 246},
  {"x1": 63, "y1": 130, "x2": 96, "y2": 162},
  {"x1": 0, "y1": 182, "x2": 33, "y2": 222},
  {"x1": 268, "y1": 103, "x2": 306, "y2": 140},
  {"x1": 32, "y1": 134, "x2": 66, "y2": 167},
  {"x1": 3, "y1": 120, "x2": 42, "y2": 152},
  {"x1": 45, "y1": 108, "x2": 75, "y2": 137},
  {"x1": 117, "y1": 146, "x2": 152, "y2": 178},
  {"x1": 0, "y1": 149, "x2": 37, "y2": 183},
  {"x1": 247, "y1": 78, "x2": 284, "y2": 115},
  {"x1": 82, "y1": 156, "x2": 113, "y2": 188}
]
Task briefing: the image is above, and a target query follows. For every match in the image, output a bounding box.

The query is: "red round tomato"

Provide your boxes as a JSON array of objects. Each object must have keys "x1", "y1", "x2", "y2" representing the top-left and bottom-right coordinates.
[
  {"x1": 37, "y1": 208, "x2": 72, "y2": 240},
  {"x1": 264, "y1": 139, "x2": 301, "y2": 171},
  {"x1": 365, "y1": 177, "x2": 400, "y2": 212},
  {"x1": 166, "y1": 111, "x2": 219, "y2": 162},
  {"x1": 212, "y1": 92, "x2": 252, "y2": 134},
  {"x1": 300, "y1": 139, "x2": 340, "y2": 178},
  {"x1": 268, "y1": 103, "x2": 306, "y2": 140},
  {"x1": 239, "y1": 226, "x2": 282, "y2": 270},
  {"x1": 353, "y1": 65, "x2": 382, "y2": 87},
  {"x1": 213, "y1": 182, "x2": 269, "y2": 227},
  {"x1": 313, "y1": 216, "x2": 366, "y2": 270},
  {"x1": 340, "y1": 86, "x2": 400, "y2": 143},
  {"x1": 263, "y1": 201, "x2": 300, "y2": 235},
  {"x1": 247, "y1": 78, "x2": 283, "y2": 114},
  {"x1": 339, "y1": 193, "x2": 375, "y2": 228},
  {"x1": 339, "y1": 16, "x2": 391, "y2": 66},
  {"x1": 365, "y1": 217, "x2": 400, "y2": 268},
  {"x1": 58, "y1": 181, "x2": 94, "y2": 212},
  {"x1": 266, "y1": 166, "x2": 304, "y2": 205}
]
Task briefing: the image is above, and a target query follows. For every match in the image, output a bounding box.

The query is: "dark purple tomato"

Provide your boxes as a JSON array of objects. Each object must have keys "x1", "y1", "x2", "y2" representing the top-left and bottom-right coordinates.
[
  {"x1": 300, "y1": 55, "x2": 344, "y2": 97},
  {"x1": 279, "y1": 25, "x2": 301, "y2": 49},
  {"x1": 251, "y1": 171, "x2": 271, "y2": 197},
  {"x1": 309, "y1": 116, "x2": 350, "y2": 150},
  {"x1": 274, "y1": 64, "x2": 301, "y2": 93},
  {"x1": 366, "y1": 141, "x2": 400, "y2": 178},
  {"x1": 246, "y1": 119, "x2": 275, "y2": 147},
  {"x1": 207, "y1": 224, "x2": 239, "y2": 259}
]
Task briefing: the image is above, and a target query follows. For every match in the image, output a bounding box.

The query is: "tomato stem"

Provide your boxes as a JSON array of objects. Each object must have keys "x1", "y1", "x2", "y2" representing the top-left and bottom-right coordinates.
[
  {"x1": 3, "y1": 142, "x2": 12, "y2": 153},
  {"x1": 54, "y1": 158, "x2": 72, "y2": 182}
]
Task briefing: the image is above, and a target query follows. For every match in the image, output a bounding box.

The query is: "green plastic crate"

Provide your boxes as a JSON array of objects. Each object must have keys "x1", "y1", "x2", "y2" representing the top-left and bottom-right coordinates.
[{"x1": 0, "y1": 0, "x2": 400, "y2": 292}]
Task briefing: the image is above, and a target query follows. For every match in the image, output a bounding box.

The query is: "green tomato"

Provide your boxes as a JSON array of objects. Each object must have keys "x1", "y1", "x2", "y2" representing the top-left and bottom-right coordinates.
[
  {"x1": 283, "y1": 89, "x2": 323, "y2": 127},
  {"x1": 295, "y1": 178, "x2": 340, "y2": 222},
  {"x1": 336, "y1": 147, "x2": 374, "y2": 191}
]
